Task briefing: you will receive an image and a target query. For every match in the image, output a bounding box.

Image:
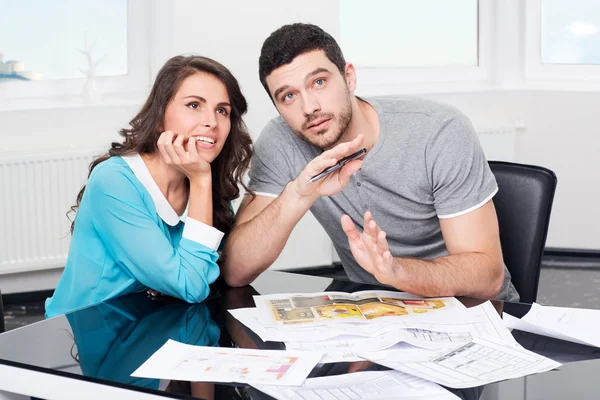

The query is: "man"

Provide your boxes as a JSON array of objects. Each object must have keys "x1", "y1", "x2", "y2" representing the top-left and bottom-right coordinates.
[{"x1": 222, "y1": 23, "x2": 519, "y2": 301}]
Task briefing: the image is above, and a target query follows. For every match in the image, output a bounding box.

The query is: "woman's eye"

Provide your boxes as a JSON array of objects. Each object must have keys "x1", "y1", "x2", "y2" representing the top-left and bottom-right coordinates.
[
  {"x1": 217, "y1": 108, "x2": 229, "y2": 116},
  {"x1": 186, "y1": 102, "x2": 199, "y2": 109}
]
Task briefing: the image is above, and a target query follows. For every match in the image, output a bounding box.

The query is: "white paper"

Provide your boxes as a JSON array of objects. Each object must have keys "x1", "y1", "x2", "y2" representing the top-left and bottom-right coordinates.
[
  {"x1": 131, "y1": 339, "x2": 322, "y2": 386},
  {"x1": 407, "y1": 301, "x2": 519, "y2": 347},
  {"x1": 362, "y1": 336, "x2": 561, "y2": 389},
  {"x1": 285, "y1": 325, "x2": 486, "y2": 365},
  {"x1": 504, "y1": 303, "x2": 600, "y2": 348},
  {"x1": 286, "y1": 329, "x2": 408, "y2": 363},
  {"x1": 252, "y1": 370, "x2": 460, "y2": 400},
  {"x1": 347, "y1": 301, "x2": 516, "y2": 351},
  {"x1": 399, "y1": 327, "x2": 476, "y2": 350}
]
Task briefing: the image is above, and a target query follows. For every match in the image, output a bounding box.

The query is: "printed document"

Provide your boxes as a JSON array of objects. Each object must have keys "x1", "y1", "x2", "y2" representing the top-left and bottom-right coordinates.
[
  {"x1": 252, "y1": 370, "x2": 460, "y2": 400},
  {"x1": 361, "y1": 336, "x2": 561, "y2": 388},
  {"x1": 253, "y1": 290, "x2": 464, "y2": 327},
  {"x1": 504, "y1": 303, "x2": 600, "y2": 348},
  {"x1": 229, "y1": 308, "x2": 400, "y2": 343},
  {"x1": 131, "y1": 339, "x2": 322, "y2": 386}
]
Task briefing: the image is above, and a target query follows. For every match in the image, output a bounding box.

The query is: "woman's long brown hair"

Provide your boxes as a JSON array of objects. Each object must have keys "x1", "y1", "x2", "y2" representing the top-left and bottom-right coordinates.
[{"x1": 69, "y1": 55, "x2": 253, "y2": 235}]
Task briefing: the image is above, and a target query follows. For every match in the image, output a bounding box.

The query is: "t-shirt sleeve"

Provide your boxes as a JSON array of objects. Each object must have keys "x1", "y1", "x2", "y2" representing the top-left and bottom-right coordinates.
[
  {"x1": 247, "y1": 119, "x2": 295, "y2": 197},
  {"x1": 426, "y1": 115, "x2": 498, "y2": 218}
]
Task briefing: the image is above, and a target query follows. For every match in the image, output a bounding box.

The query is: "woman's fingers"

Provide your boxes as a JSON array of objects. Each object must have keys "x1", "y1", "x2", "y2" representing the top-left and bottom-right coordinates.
[
  {"x1": 188, "y1": 135, "x2": 199, "y2": 159},
  {"x1": 172, "y1": 132, "x2": 187, "y2": 162},
  {"x1": 156, "y1": 131, "x2": 212, "y2": 179},
  {"x1": 162, "y1": 132, "x2": 182, "y2": 165},
  {"x1": 157, "y1": 131, "x2": 175, "y2": 164}
]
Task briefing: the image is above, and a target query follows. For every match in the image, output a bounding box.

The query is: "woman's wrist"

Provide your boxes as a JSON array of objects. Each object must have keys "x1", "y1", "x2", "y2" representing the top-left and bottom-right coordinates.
[{"x1": 189, "y1": 173, "x2": 212, "y2": 188}]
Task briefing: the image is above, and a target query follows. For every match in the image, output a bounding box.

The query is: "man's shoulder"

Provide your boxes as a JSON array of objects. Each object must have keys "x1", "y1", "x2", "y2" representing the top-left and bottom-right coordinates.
[
  {"x1": 368, "y1": 96, "x2": 468, "y2": 121},
  {"x1": 261, "y1": 115, "x2": 294, "y2": 136},
  {"x1": 255, "y1": 115, "x2": 305, "y2": 154}
]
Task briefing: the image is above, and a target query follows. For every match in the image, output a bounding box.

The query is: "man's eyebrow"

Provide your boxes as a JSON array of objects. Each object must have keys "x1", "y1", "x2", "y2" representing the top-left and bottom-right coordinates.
[
  {"x1": 304, "y1": 67, "x2": 330, "y2": 83},
  {"x1": 273, "y1": 85, "x2": 290, "y2": 101}
]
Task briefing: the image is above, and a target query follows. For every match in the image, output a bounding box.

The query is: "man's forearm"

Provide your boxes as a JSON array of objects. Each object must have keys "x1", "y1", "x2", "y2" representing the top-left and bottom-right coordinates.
[
  {"x1": 222, "y1": 183, "x2": 315, "y2": 286},
  {"x1": 390, "y1": 253, "x2": 504, "y2": 299}
]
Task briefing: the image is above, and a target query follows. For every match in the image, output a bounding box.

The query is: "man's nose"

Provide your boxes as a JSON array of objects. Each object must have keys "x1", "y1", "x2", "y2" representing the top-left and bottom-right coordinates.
[{"x1": 302, "y1": 92, "x2": 321, "y2": 116}]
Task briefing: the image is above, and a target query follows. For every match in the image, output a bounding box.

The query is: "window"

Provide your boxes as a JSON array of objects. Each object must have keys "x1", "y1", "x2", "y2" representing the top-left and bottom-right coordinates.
[
  {"x1": 0, "y1": 0, "x2": 151, "y2": 109},
  {"x1": 0, "y1": 0, "x2": 127, "y2": 82},
  {"x1": 541, "y1": 0, "x2": 600, "y2": 65},
  {"x1": 526, "y1": 0, "x2": 600, "y2": 85},
  {"x1": 340, "y1": 0, "x2": 478, "y2": 68},
  {"x1": 339, "y1": 0, "x2": 492, "y2": 93}
]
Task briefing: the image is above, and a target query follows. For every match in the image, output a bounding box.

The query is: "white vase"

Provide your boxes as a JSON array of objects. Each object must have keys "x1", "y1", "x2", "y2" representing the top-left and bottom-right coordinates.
[{"x1": 82, "y1": 76, "x2": 101, "y2": 104}]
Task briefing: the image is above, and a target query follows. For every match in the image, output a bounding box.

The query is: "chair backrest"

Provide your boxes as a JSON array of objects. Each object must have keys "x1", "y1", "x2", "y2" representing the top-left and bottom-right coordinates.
[
  {"x1": 0, "y1": 288, "x2": 4, "y2": 333},
  {"x1": 489, "y1": 161, "x2": 557, "y2": 304}
]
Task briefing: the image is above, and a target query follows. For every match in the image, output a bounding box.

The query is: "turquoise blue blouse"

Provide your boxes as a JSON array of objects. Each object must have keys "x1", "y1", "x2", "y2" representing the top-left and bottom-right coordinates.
[
  {"x1": 45, "y1": 155, "x2": 222, "y2": 317},
  {"x1": 66, "y1": 295, "x2": 220, "y2": 390}
]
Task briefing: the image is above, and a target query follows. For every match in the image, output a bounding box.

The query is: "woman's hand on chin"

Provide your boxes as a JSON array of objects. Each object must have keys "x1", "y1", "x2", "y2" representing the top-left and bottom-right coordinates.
[{"x1": 157, "y1": 130, "x2": 212, "y2": 181}]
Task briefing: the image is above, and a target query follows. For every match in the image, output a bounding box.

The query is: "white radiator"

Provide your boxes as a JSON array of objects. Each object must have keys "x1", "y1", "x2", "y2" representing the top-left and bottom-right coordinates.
[
  {"x1": 477, "y1": 124, "x2": 523, "y2": 162},
  {"x1": 0, "y1": 150, "x2": 99, "y2": 274}
]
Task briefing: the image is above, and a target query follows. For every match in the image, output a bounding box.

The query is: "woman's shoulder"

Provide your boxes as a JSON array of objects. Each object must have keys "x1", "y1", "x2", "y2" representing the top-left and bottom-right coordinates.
[{"x1": 87, "y1": 156, "x2": 140, "y2": 193}]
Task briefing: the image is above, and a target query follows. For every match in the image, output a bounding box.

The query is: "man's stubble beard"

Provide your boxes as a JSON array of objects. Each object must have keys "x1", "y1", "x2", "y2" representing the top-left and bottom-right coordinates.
[{"x1": 297, "y1": 92, "x2": 353, "y2": 150}]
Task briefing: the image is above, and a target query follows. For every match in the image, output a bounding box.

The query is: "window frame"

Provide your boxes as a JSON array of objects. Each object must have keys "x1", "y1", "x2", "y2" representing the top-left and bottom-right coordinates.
[
  {"x1": 525, "y1": 0, "x2": 600, "y2": 87},
  {"x1": 349, "y1": 0, "x2": 494, "y2": 95},
  {"x1": 0, "y1": 0, "x2": 151, "y2": 110}
]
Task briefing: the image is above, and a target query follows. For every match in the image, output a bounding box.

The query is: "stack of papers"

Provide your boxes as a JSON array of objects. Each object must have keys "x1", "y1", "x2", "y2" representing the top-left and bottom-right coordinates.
[
  {"x1": 232, "y1": 290, "x2": 561, "y2": 395},
  {"x1": 132, "y1": 291, "x2": 565, "y2": 399}
]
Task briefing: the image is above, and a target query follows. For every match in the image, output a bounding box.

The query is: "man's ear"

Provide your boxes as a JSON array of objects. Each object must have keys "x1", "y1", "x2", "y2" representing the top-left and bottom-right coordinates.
[{"x1": 344, "y1": 62, "x2": 357, "y2": 93}]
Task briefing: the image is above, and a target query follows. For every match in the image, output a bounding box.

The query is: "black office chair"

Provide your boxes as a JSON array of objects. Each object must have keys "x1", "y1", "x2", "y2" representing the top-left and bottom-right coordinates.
[
  {"x1": 0, "y1": 288, "x2": 4, "y2": 333},
  {"x1": 489, "y1": 161, "x2": 558, "y2": 304}
]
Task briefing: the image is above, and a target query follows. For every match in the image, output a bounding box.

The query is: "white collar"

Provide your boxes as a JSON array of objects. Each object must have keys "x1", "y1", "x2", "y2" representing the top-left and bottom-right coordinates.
[{"x1": 121, "y1": 154, "x2": 188, "y2": 226}]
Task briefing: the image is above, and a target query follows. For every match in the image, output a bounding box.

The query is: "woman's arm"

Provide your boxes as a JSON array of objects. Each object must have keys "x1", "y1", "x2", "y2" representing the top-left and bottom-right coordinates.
[{"x1": 86, "y1": 166, "x2": 220, "y2": 302}]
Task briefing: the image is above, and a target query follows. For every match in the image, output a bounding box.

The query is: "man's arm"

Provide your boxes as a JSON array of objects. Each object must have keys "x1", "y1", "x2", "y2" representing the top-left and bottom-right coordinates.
[
  {"x1": 221, "y1": 188, "x2": 313, "y2": 287},
  {"x1": 341, "y1": 200, "x2": 504, "y2": 298},
  {"x1": 222, "y1": 135, "x2": 365, "y2": 287}
]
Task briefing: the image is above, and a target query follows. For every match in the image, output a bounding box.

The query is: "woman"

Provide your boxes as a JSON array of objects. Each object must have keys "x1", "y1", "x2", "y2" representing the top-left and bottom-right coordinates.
[{"x1": 45, "y1": 55, "x2": 253, "y2": 317}]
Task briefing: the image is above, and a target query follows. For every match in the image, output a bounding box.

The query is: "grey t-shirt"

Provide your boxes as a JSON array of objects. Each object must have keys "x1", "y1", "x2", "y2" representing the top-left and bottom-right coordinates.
[{"x1": 248, "y1": 96, "x2": 519, "y2": 302}]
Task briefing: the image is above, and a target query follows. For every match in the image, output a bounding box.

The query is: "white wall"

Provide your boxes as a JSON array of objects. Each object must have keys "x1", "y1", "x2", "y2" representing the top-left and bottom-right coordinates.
[
  {"x1": 421, "y1": 91, "x2": 600, "y2": 249},
  {"x1": 1, "y1": 0, "x2": 599, "y2": 291},
  {"x1": 164, "y1": 0, "x2": 343, "y2": 269},
  {"x1": 0, "y1": 105, "x2": 137, "y2": 154}
]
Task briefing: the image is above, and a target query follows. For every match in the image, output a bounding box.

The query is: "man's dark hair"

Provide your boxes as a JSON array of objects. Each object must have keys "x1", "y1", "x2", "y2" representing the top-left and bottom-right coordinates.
[{"x1": 259, "y1": 23, "x2": 346, "y2": 98}]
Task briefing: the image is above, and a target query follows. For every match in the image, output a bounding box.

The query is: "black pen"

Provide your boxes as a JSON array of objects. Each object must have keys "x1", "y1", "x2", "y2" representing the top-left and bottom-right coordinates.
[{"x1": 307, "y1": 148, "x2": 367, "y2": 184}]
